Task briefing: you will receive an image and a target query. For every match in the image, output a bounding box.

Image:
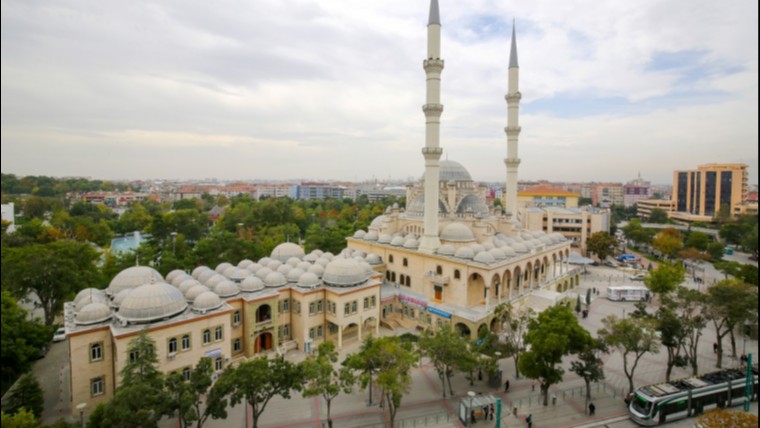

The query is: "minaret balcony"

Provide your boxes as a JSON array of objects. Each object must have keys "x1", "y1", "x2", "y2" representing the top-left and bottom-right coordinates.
[
  {"x1": 504, "y1": 158, "x2": 522, "y2": 167},
  {"x1": 505, "y1": 92, "x2": 522, "y2": 102},
  {"x1": 504, "y1": 126, "x2": 522, "y2": 137},
  {"x1": 423, "y1": 59, "x2": 445, "y2": 72},
  {"x1": 422, "y1": 147, "x2": 443, "y2": 157},
  {"x1": 422, "y1": 103, "x2": 444, "y2": 116}
]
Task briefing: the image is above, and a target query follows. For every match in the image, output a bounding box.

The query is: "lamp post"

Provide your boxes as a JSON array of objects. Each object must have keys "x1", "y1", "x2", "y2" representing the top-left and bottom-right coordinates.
[
  {"x1": 467, "y1": 391, "x2": 476, "y2": 427},
  {"x1": 76, "y1": 402, "x2": 87, "y2": 428}
]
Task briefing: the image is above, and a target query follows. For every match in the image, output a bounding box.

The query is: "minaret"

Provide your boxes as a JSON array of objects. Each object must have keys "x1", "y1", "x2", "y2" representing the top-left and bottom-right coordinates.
[
  {"x1": 419, "y1": 0, "x2": 444, "y2": 253},
  {"x1": 504, "y1": 20, "x2": 521, "y2": 218}
]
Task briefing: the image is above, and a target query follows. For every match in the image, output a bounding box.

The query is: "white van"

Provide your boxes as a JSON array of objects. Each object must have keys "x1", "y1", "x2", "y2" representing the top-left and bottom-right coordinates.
[{"x1": 607, "y1": 285, "x2": 650, "y2": 302}]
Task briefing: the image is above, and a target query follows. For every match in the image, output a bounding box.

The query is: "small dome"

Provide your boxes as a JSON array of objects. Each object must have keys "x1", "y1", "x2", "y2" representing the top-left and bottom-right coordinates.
[
  {"x1": 470, "y1": 243, "x2": 485, "y2": 253},
  {"x1": 440, "y1": 223, "x2": 476, "y2": 242},
  {"x1": 258, "y1": 257, "x2": 273, "y2": 266},
  {"x1": 520, "y1": 231, "x2": 534, "y2": 240},
  {"x1": 311, "y1": 249, "x2": 324, "y2": 257},
  {"x1": 178, "y1": 279, "x2": 201, "y2": 295},
  {"x1": 366, "y1": 253, "x2": 382, "y2": 265},
  {"x1": 303, "y1": 253, "x2": 319, "y2": 263},
  {"x1": 493, "y1": 239, "x2": 506, "y2": 248},
  {"x1": 237, "y1": 259, "x2": 255, "y2": 269},
  {"x1": 193, "y1": 291, "x2": 223, "y2": 313},
  {"x1": 489, "y1": 248, "x2": 507, "y2": 260},
  {"x1": 246, "y1": 263, "x2": 263, "y2": 273},
  {"x1": 264, "y1": 271, "x2": 287, "y2": 288},
  {"x1": 369, "y1": 215, "x2": 388, "y2": 230},
  {"x1": 111, "y1": 289, "x2": 131, "y2": 308},
  {"x1": 213, "y1": 280, "x2": 240, "y2": 297},
  {"x1": 364, "y1": 231, "x2": 379, "y2": 241},
  {"x1": 255, "y1": 267, "x2": 274, "y2": 280},
  {"x1": 185, "y1": 284, "x2": 211, "y2": 302},
  {"x1": 482, "y1": 242, "x2": 495, "y2": 251},
  {"x1": 539, "y1": 236, "x2": 553, "y2": 245},
  {"x1": 215, "y1": 262, "x2": 233, "y2": 274},
  {"x1": 277, "y1": 264, "x2": 293, "y2": 275},
  {"x1": 404, "y1": 233, "x2": 416, "y2": 240},
  {"x1": 353, "y1": 230, "x2": 367, "y2": 239},
  {"x1": 271, "y1": 242, "x2": 305, "y2": 262},
  {"x1": 107, "y1": 266, "x2": 163, "y2": 296},
  {"x1": 307, "y1": 264, "x2": 325, "y2": 278},
  {"x1": 379, "y1": 234, "x2": 392, "y2": 244},
  {"x1": 391, "y1": 236, "x2": 406, "y2": 246},
  {"x1": 171, "y1": 273, "x2": 192, "y2": 287},
  {"x1": 403, "y1": 238, "x2": 419, "y2": 249},
  {"x1": 191, "y1": 266, "x2": 210, "y2": 279},
  {"x1": 323, "y1": 258, "x2": 368, "y2": 287},
  {"x1": 75, "y1": 302, "x2": 112, "y2": 325},
  {"x1": 75, "y1": 291, "x2": 107, "y2": 310},
  {"x1": 166, "y1": 269, "x2": 187, "y2": 284},
  {"x1": 119, "y1": 282, "x2": 188, "y2": 323},
  {"x1": 240, "y1": 276, "x2": 265, "y2": 292},
  {"x1": 323, "y1": 252, "x2": 334, "y2": 260},
  {"x1": 297, "y1": 261, "x2": 312, "y2": 271},
  {"x1": 502, "y1": 246, "x2": 517, "y2": 257},
  {"x1": 223, "y1": 265, "x2": 239, "y2": 278},
  {"x1": 512, "y1": 242, "x2": 529, "y2": 253},
  {"x1": 315, "y1": 257, "x2": 330, "y2": 267},
  {"x1": 266, "y1": 260, "x2": 283, "y2": 270},
  {"x1": 198, "y1": 269, "x2": 218, "y2": 284},
  {"x1": 522, "y1": 240, "x2": 535, "y2": 250},
  {"x1": 437, "y1": 244, "x2": 456, "y2": 256},
  {"x1": 297, "y1": 272, "x2": 321, "y2": 289},
  {"x1": 286, "y1": 257, "x2": 301, "y2": 267},
  {"x1": 74, "y1": 288, "x2": 105, "y2": 306},
  {"x1": 474, "y1": 251, "x2": 495, "y2": 264},
  {"x1": 205, "y1": 274, "x2": 226, "y2": 289},
  {"x1": 455, "y1": 247, "x2": 475, "y2": 259},
  {"x1": 531, "y1": 231, "x2": 545, "y2": 238},
  {"x1": 228, "y1": 268, "x2": 250, "y2": 282},
  {"x1": 551, "y1": 232, "x2": 565, "y2": 243},
  {"x1": 287, "y1": 268, "x2": 305, "y2": 283},
  {"x1": 456, "y1": 195, "x2": 488, "y2": 215}
]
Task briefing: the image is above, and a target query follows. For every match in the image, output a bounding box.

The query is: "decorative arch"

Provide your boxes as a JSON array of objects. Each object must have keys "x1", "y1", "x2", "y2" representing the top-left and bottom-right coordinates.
[
  {"x1": 491, "y1": 273, "x2": 501, "y2": 300},
  {"x1": 503, "y1": 270, "x2": 513, "y2": 299},
  {"x1": 467, "y1": 273, "x2": 486, "y2": 307},
  {"x1": 455, "y1": 322, "x2": 471, "y2": 338},
  {"x1": 256, "y1": 304, "x2": 272, "y2": 323},
  {"x1": 254, "y1": 332, "x2": 273, "y2": 353},
  {"x1": 512, "y1": 266, "x2": 522, "y2": 295}
]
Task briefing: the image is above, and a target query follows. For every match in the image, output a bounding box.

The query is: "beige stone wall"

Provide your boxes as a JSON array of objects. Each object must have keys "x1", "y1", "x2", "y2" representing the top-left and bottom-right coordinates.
[{"x1": 69, "y1": 327, "x2": 113, "y2": 416}]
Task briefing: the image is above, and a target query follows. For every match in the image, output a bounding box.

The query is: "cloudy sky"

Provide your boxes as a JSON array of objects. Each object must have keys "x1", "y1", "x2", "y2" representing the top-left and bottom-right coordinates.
[{"x1": 1, "y1": 0, "x2": 757, "y2": 185}]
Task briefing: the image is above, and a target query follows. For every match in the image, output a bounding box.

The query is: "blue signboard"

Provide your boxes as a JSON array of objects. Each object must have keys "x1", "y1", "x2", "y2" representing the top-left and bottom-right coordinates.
[{"x1": 427, "y1": 307, "x2": 451, "y2": 319}]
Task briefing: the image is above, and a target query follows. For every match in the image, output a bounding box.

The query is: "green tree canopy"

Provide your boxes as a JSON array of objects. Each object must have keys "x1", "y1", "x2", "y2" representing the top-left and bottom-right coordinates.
[
  {"x1": 301, "y1": 342, "x2": 354, "y2": 428},
  {"x1": 418, "y1": 327, "x2": 472, "y2": 397},
  {"x1": 518, "y1": 305, "x2": 592, "y2": 405},
  {"x1": 2, "y1": 373, "x2": 44, "y2": 419},
  {"x1": 643, "y1": 261, "x2": 685, "y2": 298},
  {"x1": 586, "y1": 232, "x2": 617, "y2": 261},
  {"x1": 598, "y1": 315, "x2": 659, "y2": 394},
  {"x1": 705, "y1": 279, "x2": 758, "y2": 367},
  {"x1": 648, "y1": 208, "x2": 669, "y2": 224},
  {"x1": 0, "y1": 291, "x2": 50, "y2": 395}
]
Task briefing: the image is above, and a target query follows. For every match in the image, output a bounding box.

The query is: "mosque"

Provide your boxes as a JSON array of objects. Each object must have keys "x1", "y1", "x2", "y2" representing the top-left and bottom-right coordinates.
[{"x1": 63, "y1": 1, "x2": 580, "y2": 417}]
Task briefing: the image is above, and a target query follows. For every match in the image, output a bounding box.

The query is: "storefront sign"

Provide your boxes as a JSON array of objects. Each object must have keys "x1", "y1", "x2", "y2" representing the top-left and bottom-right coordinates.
[
  {"x1": 399, "y1": 293, "x2": 427, "y2": 309},
  {"x1": 426, "y1": 306, "x2": 452, "y2": 319}
]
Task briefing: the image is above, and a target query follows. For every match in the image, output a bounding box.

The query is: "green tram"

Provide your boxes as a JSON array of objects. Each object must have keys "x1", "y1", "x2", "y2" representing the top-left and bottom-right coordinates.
[{"x1": 628, "y1": 365, "x2": 758, "y2": 426}]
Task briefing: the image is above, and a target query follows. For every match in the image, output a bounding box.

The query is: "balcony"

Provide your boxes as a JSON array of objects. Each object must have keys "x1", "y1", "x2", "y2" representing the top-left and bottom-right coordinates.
[
  {"x1": 431, "y1": 274, "x2": 450, "y2": 285},
  {"x1": 255, "y1": 318, "x2": 273, "y2": 331}
]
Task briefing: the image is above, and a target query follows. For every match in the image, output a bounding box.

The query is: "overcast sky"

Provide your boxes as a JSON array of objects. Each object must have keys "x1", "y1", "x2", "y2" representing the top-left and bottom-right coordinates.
[{"x1": 1, "y1": 0, "x2": 757, "y2": 185}]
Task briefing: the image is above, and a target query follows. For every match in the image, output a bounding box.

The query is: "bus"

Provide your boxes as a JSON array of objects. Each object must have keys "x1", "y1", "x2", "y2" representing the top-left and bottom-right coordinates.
[
  {"x1": 628, "y1": 365, "x2": 759, "y2": 426},
  {"x1": 607, "y1": 285, "x2": 650, "y2": 302}
]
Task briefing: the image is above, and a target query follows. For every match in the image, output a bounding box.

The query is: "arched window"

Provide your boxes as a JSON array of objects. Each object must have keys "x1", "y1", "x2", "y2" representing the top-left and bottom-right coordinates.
[
  {"x1": 436, "y1": 265, "x2": 442, "y2": 275},
  {"x1": 181, "y1": 334, "x2": 190, "y2": 351},
  {"x1": 389, "y1": 255, "x2": 394, "y2": 263},
  {"x1": 182, "y1": 367, "x2": 191, "y2": 381},
  {"x1": 214, "y1": 326, "x2": 223, "y2": 341},
  {"x1": 202, "y1": 329, "x2": 211, "y2": 344},
  {"x1": 90, "y1": 343, "x2": 103, "y2": 362},
  {"x1": 403, "y1": 258, "x2": 408, "y2": 267},
  {"x1": 454, "y1": 269, "x2": 461, "y2": 280},
  {"x1": 168, "y1": 337, "x2": 178, "y2": 354},
  {"x1": 215, "y1": 357, "x2": 223, "y2": 371}
]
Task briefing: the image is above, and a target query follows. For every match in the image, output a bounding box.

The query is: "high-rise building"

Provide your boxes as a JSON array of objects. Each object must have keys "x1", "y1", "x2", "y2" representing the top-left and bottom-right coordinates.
[
  {"x1": 672, "y1": 163, "x2": 748, "y2": 222},
  {"x1": 623, "y1": 175, "x2": 651, "y2": 207}
]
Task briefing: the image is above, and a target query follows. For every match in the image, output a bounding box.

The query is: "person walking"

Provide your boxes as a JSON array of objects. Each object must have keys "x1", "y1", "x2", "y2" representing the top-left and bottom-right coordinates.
[
  {"x1": 504, "y1": 379, "x2": 510, "y2": 392},
  {"x1": 489, "y1": 403, "x2": 495, "y2": 420},
  {"x1": 526, "y1": 413, "x2": 533, "y2": 428},
  {"x1": 471, "y1": 409, "x2": 476, "y2": 424},
  {"x1": 713, "y1": 342, "x2": 718, "y2": 353},
  {"x1": 483, "y1": 405, "x2": 489, "y2": 420},
  {"x1": 589, "y1": 402, "x2": 596, "y2": 416}
]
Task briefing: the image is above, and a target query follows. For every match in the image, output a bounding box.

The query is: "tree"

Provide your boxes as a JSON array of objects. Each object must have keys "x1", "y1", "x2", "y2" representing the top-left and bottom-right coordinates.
[
  {"x1": 569, "y1": 339, "x2": 607, "y2": 401},
  {"x1": 302, "y1": 342, "x2": 355, "y2": 428},
  {"x1": 742, "y1": 225, "x2": 758, "y2": 258},
  {"x1": 93, "y1": 331, "x2": 165, "y2": 428},
  {"x1": 719, "y1": 222, "x2": 750, "y2": 247},
  {"x1": 494, "y1": 303, "x2": 533, "y2": 379},
  {"x1": 654, "y1": 301, "x2": 688, "y2": 382},
  {"x1": 343, "y1": 336, "x2": 382, "y2": 405},
  {"x1": 418, "y1": 327, "x2": 471, "y2": 397},
  {"x1": 598, "y1": 315, "x2": 659, "y2": 394},
  {"x1": 705, "y1": 279, "x2": 758, "y2": 367},
  {"x1": 1, "y1": 241, "x2": 102, "y2": 325},
  {"x1": 652, "y1": 228, "x2": 683, "y2": 259},
  {"x1": 371, "y1": 337, "x2": 417, "y2": 428},
  {"x1": 0, "y1": 291, "x2": 50, "y2": 395},
  {"x1": 586, "y1": 289, "x2": 592, "y2": 306},
  {"x1": 670, "y1": 286, "x2": 707, "y2": 375},
  {"x1": 223, "y1": 356, "x2": 302, "y2": 428},
  {"x1": 706, "y1": 241, "x2": 725, "y2": 261},
  {"x1": 518, "y1": 305, "x2": 592, "y2": 405},
  {"x1": 2, "y1": 373, "x2": 44, "y2": 419},
  {"x1": 164, "y1": 357, "x2": 229, "y2": 428},
  {"x1": 684, "y1": 231, "x2": 710, "y2": 251},
  {"x1": 643, "y1": 261, "x2": 684, "y2": 299},
  {"x1": 0, "y1": 407, "x2": 40, "y2": 428},
  {"x1": 586, "y1": 232, "x2": 617, "y2": 261},
  {"x1": 622, "y1": 219, "x2": 657, "y2": 247},
  {"x1": 648, "y1": 208, "x2": 668, "y2": 224},
  {"x1": 575, "y1": 295, "x2": 582, "y2": 314}
]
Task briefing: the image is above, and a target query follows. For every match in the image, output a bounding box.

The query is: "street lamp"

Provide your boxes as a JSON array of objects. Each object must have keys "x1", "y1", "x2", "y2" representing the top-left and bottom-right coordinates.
[
  {"x1": 467, "y1": 391, "x2": 476, "y2": 427},
  {"x1": 76, "y1": 402, "x2": 87, "y2": 428}
]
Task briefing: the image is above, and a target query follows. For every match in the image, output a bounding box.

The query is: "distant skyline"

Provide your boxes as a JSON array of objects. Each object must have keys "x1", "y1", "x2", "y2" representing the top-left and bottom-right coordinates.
[{"x1": 1, "y1": 0, "x2": 757, "y2": 185}]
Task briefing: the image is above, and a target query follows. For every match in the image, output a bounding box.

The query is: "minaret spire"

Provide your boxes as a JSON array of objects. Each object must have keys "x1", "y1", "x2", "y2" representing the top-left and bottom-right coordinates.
[
  {"x1": 504, "y1": 19, "x2": 521, "y2": 219},
  {"x1": 419, "y1": 0, "x2": 444, "y2": 253}
]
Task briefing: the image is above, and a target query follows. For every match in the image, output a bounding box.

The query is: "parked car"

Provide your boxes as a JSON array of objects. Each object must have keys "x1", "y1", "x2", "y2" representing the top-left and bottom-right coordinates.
[
  {"x1": 629, "y1": 273, "x2": 646, "y2": 281},
  {"x1": 53, "y1": 327, "x2": 67, "y2": 342},
  {"x1": 604, "y1": 261, "x2": 619, "y2": 268}
]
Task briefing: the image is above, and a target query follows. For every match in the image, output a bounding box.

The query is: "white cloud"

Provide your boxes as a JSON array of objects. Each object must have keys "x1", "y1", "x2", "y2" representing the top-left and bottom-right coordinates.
[{"x1": 1, "y1": 0, "x2": 757, "y2": 184}]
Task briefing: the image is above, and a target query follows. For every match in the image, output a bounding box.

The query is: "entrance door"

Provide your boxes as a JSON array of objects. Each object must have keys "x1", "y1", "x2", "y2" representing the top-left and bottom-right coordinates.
[{"x1": 434, "y1": 285, "x2": 443, "y2": 301}]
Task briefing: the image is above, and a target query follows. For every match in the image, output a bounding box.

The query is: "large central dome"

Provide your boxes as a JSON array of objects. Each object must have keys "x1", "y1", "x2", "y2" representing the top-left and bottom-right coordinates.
[{"x1": 421, "y1": 160, "x2": 472, "y2": 182}]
